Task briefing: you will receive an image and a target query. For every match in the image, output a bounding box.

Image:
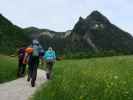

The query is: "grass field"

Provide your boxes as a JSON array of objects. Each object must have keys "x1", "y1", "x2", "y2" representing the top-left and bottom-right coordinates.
[
  {"x1": 32, "y1": 55, "x2": 133, "y2": 100},
  {"x1": 0, "y1": 55, "x2": 18, "y2": 83}
]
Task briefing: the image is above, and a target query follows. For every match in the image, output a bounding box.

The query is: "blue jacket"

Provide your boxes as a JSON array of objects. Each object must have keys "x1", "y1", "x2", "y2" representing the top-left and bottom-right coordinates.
[{"x1": 44, "y1": 50, "x2": 56, "y2": 61}]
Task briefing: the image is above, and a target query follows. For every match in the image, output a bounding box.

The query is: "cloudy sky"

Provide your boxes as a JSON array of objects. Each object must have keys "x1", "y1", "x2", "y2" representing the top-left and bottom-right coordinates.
[{"x1": 0, "y1": 0, "x2": 133, "y2": 34}]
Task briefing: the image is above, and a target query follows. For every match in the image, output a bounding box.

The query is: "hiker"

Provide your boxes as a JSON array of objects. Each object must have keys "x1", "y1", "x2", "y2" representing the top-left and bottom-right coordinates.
[
  {"x1": 39, "y1": 49, "x2": 45, "y2": 66},
  {"x1": 23, "y1": 47, "x2": 33, "y2": 81},
  {"x1": 26, "y1": 40, "x2": 43, "y2": 87},
  {"x1": 17, "y1": 46, "x2": 27, "y2": 77},
  {"x1": 44, "y1": 47, "x2": 56, "y2": 80}
]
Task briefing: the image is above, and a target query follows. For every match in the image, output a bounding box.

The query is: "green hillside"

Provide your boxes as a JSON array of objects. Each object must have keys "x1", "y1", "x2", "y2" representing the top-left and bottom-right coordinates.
[
  {"x1": 0, "y1": 14, "x2": 30, "y2": 54},
  {"x1": 32, "y1": 55, "x2": 133, "y2": 100},
  {"x1": 0, "y1": 55, "x2": 17, "y2": 83}
]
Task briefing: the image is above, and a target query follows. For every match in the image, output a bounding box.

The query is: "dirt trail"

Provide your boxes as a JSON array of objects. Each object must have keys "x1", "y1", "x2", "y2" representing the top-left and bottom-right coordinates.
[{"x1": 0, "y1": 69, "x2": 47, "y2": 100}]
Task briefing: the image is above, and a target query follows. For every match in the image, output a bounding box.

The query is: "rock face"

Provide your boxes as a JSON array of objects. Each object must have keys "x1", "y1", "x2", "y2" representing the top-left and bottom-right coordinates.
[
  {"x1": 24, "y1": 27, "x2": 71, "y2": 39},
  {"x1": 24, "y1": 27, "x2": 70, "y2": 52},
  {"x1": 69, "y1": 11, "x2": 133, "y2": 54}
]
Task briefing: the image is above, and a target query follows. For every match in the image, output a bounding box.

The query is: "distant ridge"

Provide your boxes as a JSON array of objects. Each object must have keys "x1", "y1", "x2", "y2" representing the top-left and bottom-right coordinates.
[{"x1": 0, "y1": 11, "x2": 133, "y2": 57}]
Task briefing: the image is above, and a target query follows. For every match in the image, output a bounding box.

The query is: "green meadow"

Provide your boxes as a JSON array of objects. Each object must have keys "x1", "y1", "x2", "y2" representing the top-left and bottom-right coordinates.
[
  {"x1": 32, "y1": 55, "x2": 133, "y2": 100},
  {"x1": 0, "y1": 55, "x2": 133, "y2": 100},
  {"x1": 0, "y1": 55, "x2": 18, "y2": 83}
]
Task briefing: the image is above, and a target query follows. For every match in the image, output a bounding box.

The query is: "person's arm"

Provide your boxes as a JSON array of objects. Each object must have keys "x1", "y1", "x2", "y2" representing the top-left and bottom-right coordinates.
[
  {"x1": 40, "y1": 51, "x2": 45, "y2": 66},
  {"x1": 44, "y1": 51, "x2": 47, "y2": 60},
  {"x1": 23, "y1": 52, "x2": 28, "y2": 64},
  {"x1": 53, "y1": 51, "x2": 56, "y2": 62},
  {"x1": 41, "y1": 56, "x2": 45, "y2": 66}
]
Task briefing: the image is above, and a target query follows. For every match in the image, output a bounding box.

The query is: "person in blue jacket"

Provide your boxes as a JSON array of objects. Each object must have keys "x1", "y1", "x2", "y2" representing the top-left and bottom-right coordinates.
[
  {"x1": 44, "y1": 46, "x2": 56, "y2": 80},
  {"x1": 25, "y1": 40, "x2": 44, "y2": 87}
]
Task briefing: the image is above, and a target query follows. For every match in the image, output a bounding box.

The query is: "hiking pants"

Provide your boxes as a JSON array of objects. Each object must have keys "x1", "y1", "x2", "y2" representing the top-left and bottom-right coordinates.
[
  {"x1": 18, "y1": 61, "x2": 26, "y2": 77},
  {"x1": 46, "y1": 62, "x2": 54, "y2": 79},
  {"x1": 28, "y1": 56, "x2": 39, "y2": 84}
]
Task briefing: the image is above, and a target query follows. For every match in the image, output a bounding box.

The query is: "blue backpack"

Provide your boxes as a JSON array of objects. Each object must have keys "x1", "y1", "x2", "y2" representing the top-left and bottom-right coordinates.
[{"x1": 44, "y1": 50, "x2": 56, "y2": 61}]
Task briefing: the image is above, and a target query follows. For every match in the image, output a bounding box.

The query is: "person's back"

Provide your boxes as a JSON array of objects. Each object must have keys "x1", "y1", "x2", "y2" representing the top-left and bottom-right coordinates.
[
  {"x1": 44, "y1": 49, "x2": 56, "y2": 62},
  {"x1": 44, "y1": 47, "x2": 56, "y2": 80},
  {"x1": 18, "y1": 47, "x2": 26, "y2": 77},
  {"x1": 27, "y1": 39, "x2": 44, "y2": 87},
  {"x1": 32, "y1": 45, "x2": 40, "y2": 57},
  {"x1": 18, "y1": 47, "x2": 25, "y2": 62}
]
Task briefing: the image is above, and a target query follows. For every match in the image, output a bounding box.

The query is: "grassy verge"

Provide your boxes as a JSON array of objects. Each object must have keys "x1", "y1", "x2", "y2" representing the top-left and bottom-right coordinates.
[
  {"x1": 32, "y1": 55, "x2": 133, "y2": 100},
  {"x1": 0, "y1": 55, "x2": 18, "y2": 83}
]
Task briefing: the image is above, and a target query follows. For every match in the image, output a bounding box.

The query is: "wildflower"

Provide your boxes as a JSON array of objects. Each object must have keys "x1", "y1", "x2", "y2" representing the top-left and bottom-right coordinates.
[
  {"x1": 114, "y1": 75, "x2": 118, "y2": 79},
  {"x1": 125, "y1": 91, "x2": 129, "y2": 94}
]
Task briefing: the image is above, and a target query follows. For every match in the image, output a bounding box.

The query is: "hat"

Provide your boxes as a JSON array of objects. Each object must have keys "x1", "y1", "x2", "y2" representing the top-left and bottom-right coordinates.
[{"x1": 32, "y1": 39, "x2": 39, "y2": 45}]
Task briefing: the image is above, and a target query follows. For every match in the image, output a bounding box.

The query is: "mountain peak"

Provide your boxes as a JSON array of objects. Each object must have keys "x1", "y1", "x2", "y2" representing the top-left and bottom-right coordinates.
[
  {"x1": 0, "y1": 14, "x2": 5, "y2": 19},
  {"x1": 86, "y1": 10, "x2": 110, "y2": 24},
  {"x1": 79, "y1": 16, "x2": 84, "y2": 20},
  {"x1": 90, "y1": 10, "x2": 103, "y2": 17}
]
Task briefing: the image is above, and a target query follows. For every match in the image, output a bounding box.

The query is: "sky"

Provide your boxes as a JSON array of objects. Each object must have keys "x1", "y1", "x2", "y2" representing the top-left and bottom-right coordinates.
[{"x1": 0, "y1": 0, "x2": 133, "y2": 34}]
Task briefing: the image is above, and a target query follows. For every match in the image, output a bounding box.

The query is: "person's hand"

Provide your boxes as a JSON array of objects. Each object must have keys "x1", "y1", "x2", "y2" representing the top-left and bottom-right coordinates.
[
  {"x1": 23, "y1": 59, "x2": 26, "y2": 64},
  {"x1": 23, "y1": 53, "x2": 28, "y2": 64},
  {"x1": 41, "y1": 59, "x2": 45, "y2": 65}
]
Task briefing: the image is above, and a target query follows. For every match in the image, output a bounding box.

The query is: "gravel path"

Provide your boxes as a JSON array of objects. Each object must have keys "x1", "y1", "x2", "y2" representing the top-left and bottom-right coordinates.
[{"x1": 0, "y1": 69, "x2": 47, "y2": 100}]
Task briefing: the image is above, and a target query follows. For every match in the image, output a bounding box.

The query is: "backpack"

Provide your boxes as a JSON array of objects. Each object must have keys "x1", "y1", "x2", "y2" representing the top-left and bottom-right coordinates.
[
  {"x1": 25, "y1": 47, "x2": 33, "y2": 54},
  {"x1": 18, "y1": 48, "x2": 25, "y2": 61},
  {"x1": 44, "y1": 50, "x2": 56, "y2": 62},
  {"x1": 32, "y1": 45, "x2": 40, "y2": 57}
]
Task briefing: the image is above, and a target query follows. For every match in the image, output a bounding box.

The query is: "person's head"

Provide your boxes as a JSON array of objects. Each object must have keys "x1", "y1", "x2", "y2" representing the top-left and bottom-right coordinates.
[
  {"x1": 48, "y1": 46, "x2": 53, "y2": 51},
  {"x1": 32, "y1": 39, "x2": 39, "y2": 46}
]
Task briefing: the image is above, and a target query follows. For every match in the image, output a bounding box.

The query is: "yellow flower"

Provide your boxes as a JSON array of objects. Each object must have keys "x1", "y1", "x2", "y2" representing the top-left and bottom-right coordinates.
[{"x1": 79, "y1": 95, "x2": 84, "y2": 100}]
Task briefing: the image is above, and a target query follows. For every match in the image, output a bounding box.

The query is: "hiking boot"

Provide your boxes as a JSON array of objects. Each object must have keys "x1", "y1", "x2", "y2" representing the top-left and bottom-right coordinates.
[
  {"x1": 46, "y1": 73, "x2": 50, "y2": 80},
  {"x1": 27, "y1": 77, "x2": 30, "y2": 82},
  {"x1": 31, "y1": 80, "x2": 35, "y2": 87}
]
